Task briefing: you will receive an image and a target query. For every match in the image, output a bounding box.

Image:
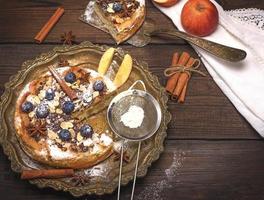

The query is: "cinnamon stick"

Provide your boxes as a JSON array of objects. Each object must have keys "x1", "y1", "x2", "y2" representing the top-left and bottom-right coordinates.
[
  {"x1": 173, "y1": 58, "x2": 195, "y2": 97},
  {"x1": 178, "y1": 82, "x2": 188, "y2": 103},
  {"x1": 178, "y1": 52, "x2": 191, "y2": 66},
  {"x1": 165, "y1": 52, "x2": 179, "y2": 93},
  {"x1": 21, "y1": 169, "x2": 74, "y2": 180},
  {"x1": 34, "y1": 7, "x2": 65, "y2": 44},
  {"x1": 48, "y1": 66, "x2": 78, "y2": 101}
]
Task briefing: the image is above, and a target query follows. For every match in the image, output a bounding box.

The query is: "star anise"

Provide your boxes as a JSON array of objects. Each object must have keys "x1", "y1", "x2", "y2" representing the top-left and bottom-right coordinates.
[
  {"x1": 71, "y1": 174, "x2": 90, "y2": 186},
  {"x1": 113, "y1": 150, "x2": 130, "y2": 163},
  {"x1": 61, "y1": 31, "x2": 76, "y2": 45},
  {"x1": 58, "y1": 58, "x2": 69, "y2": 67},
  {"x1": 27, "y1": 120, "x2": 47, "y2": 140}
]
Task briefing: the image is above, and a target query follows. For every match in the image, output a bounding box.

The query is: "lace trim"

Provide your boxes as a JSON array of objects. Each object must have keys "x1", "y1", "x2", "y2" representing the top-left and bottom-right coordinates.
[
  {"x1": 225, "y1": 8, "x2": 264, "y2": 31},
  {"x1": 220, "y1": 8, "x2": 264, "y2": 66}
]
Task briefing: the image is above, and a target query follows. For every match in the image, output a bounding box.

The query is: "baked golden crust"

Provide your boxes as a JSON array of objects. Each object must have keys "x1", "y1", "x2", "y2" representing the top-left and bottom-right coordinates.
[
  {"x1": 14, "y1": 66, "x2": 116, "y2": 169},
  {"x1": 94, "y1": 0, "x2": 145, "y2": 44},
  {"x1": 115, "y1": 7, "x2": 145, "y2": 44}
]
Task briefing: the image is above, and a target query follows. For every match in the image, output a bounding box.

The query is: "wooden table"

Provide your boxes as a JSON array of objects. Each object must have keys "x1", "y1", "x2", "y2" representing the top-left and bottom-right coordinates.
[{"x1": 0, "y1": 1, "x2": 264, "y2": 199}]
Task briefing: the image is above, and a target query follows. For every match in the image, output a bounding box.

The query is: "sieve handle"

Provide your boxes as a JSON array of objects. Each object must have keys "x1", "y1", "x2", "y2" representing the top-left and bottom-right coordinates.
[
  {"x1": 117, "y1": 140, "x2": 125, "y2": 200},
  {"x1": 129, "y1": 80, "x2": 146, "y2": 92},
  {"x1": 130, "y1": 141, "x2": 142, "y2": 200}
]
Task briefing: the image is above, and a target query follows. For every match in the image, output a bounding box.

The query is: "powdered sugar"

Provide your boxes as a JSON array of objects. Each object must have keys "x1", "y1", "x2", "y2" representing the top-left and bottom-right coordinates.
[
  {"x1": 135, "y1": 151, "x2": 186, "y2": 200},
  {"x1": 82, "y1": 138, "x2": 93, "y2": 147},
  {"x1": 135, "y1": 180, "x2": 171, "y2": 200},
  {"x1": 100, "y1": 133, "x2": 113, "y2": 146},
  {"x1": 137, "y1": 0, "x2": 145, "y2": 6},
  {"x1": 47, "y1": 140, "x2": 74, "y2": 160},
  {"x1": 120, "y1": 105, "x2": 144, "y2": 129},
  {"x1": 165, "y1": 151, "x2": 185, "y2": 181}
]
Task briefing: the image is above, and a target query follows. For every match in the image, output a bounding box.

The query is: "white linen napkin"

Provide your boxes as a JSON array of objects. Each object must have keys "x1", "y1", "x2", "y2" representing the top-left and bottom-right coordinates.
[{"x1": 154, "y1": 0, "x2": 264, "y2": 137}]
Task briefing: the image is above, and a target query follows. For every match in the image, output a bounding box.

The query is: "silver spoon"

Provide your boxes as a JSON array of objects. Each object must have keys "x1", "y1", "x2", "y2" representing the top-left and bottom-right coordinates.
[{"x1": 127, "y1": 18, "x2": 247, "y2": 62}]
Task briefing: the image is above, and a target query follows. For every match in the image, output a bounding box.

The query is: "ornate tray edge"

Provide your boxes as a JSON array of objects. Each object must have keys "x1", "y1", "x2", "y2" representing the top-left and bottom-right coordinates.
[{"x1": 0, "y1": 41, "x2": 172, "y2": 196}]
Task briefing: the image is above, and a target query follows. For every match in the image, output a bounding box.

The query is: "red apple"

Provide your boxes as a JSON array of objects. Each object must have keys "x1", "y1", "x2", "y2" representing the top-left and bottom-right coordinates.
[
  {"x1": 153, "y1": 0, "x2": 179, "y2": 7},
  {"x1": 181, "y1": 0, "x2": 219, "y2": 37}
]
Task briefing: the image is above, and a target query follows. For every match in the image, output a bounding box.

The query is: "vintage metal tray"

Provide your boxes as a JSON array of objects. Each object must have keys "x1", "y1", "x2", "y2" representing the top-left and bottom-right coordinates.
[{"x1": 0, "y1": 41, "x2": 171, "y2": 197}]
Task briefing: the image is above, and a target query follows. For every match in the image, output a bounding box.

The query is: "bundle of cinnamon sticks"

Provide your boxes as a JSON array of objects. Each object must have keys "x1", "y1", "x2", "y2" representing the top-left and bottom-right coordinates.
[{"x1": 165, "y1": 51, "x2": 203, "y2": 103}]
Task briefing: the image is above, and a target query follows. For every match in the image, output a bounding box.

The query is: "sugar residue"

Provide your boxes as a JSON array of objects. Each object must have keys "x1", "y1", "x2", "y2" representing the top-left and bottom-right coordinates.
[
  {"x1": 165, "y1": 151, "x2": 185, "y2": 181},
  {"x1": 135, "y1": 151, "x2": 186, "y2": 200},
  {"x1": 135, "y1": 180, "x2": 171, "y2": 200}
]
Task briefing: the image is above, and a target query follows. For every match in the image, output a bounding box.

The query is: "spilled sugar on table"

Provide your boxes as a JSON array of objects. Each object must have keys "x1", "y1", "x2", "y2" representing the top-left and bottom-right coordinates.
[{"x1": 0, "y1": 0, "x2": 264, "y2": 200}]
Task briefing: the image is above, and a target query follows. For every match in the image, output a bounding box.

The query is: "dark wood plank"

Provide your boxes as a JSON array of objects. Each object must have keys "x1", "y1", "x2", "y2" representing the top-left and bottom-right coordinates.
[
  {"x1": 0, "y1": 0, "x2": 182, "y2": 44},
  {"x1": 1, "y1": 0, "x2": 260, "y2": 44},
  {"x1": 0, "y1": 44, "x2": 260, "y2": 139},
  {"x1": 0, "y1": 140, "x2": 263, "y2": 200}
]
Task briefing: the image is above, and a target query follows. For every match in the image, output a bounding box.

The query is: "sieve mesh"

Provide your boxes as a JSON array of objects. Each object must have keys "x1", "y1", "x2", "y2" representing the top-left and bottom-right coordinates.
[{"x1": 108, "y1": 90, "x2": 161, "y2": 141}]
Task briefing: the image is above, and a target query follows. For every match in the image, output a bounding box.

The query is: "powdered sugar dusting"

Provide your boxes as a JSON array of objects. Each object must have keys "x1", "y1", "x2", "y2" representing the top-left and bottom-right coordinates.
[
  {"x1": 47, "y1": 140, "x2": 74, "y2": 160},
  {"x1": 165, "y1": 151, "x2": 185, "y2": 181},
  {"x1": 136, "y1": 180, "x2": 171, "y2": 200},
  {"x1": 135, "y1": 151, "x2": 186, "y2": 200}
]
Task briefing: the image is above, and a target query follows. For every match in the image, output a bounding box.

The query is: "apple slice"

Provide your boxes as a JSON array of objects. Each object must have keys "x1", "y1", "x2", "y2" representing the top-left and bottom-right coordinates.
[
  {"x1": 153, "y1": 0, "x2": 178, "y2": 7},
  {"x1": 114, "y1": 54, "x2": 133, "y2": 88},
  {"x1": 98, "y1": 47, "x2": 115, "y2": 76}
]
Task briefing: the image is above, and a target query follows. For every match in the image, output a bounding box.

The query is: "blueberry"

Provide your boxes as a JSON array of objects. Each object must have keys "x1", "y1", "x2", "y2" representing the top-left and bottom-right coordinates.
[
  {"x1": 113, "y1": 2, "x2": 123, "y2": 12},
  {"x1": 36, "y1": 104, "x2": 49, "y2": 118},
  {"x1": 45, "y1": 89, "x2": 55, "y2": 100},
  {"x1": 58, "y1": 129, "x2": 72, "y2": 142},
  {"x1": 93, "y1": 80, "x2": 105, "y2": 92},
  {"x1": 62, "y1": 101, "x2": 75, "y2": 114},
  {"x1": 21, "y1": 101, "x2": 34, "y2": 113},
  {"x1": 64, "y1": 72, "x2": 76, "y2": 83},
  {"x1": 80, "y1": 124, "x2": 93, "y2": 138}
]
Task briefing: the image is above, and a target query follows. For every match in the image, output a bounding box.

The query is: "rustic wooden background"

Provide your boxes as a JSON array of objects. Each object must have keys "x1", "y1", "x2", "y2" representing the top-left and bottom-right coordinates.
[{"x1": 0, "y1": 0, "x2": 264, "y2": 199}]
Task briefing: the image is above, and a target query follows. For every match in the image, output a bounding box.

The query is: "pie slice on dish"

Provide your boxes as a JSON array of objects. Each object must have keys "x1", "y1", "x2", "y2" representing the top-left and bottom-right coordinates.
[
  {"x1": 14, "y1": 66, "x2": 116, "y2": 169},
  {"x1": 94, "y1": 0, "x2": 146, "y2": 44}
]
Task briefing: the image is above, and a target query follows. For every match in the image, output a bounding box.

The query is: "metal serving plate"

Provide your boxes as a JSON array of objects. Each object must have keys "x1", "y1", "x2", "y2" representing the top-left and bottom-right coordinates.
[{"x1": 0, "y1": 41, "x2": 171, "y2": 197}]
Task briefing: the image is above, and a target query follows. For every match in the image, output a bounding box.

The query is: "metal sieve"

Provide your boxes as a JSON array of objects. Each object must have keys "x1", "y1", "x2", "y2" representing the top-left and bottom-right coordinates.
[{"x1": 107, "y1": 80, "x2": 162, "y2": 200}]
